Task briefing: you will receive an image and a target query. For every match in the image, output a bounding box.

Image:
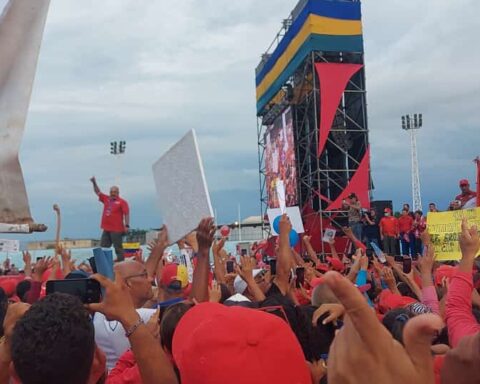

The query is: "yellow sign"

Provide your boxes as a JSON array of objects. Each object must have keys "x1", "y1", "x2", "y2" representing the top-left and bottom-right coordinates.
[{"x1": 427, "y1": 208, "x2": 480, "y2": 261}]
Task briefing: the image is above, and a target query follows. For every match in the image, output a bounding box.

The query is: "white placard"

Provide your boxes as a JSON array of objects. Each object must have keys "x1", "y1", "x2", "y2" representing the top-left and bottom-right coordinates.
[
  {"x1": 267, "y1": 206, "x2": 305, "y2": 236},
  {"x1": 152, "y1": 130, "x2": 213, "y2": 244},
  {"x1": 322, "y1": 228, "x2": 336, "y2": 243},
  {"x1": 0, "y1": 239, "x2": 19, "y2": 252},
  {"x1": 276, "y1": 180, "x2": 286, "y2": 214}
]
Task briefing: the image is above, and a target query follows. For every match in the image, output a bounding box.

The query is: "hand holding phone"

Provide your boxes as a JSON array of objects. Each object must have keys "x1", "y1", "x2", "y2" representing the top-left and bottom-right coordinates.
[
  {"x1": 46, "y1": 279, "x2": 101, "y2": 304},
  {"x1": 226, "y1": 260, "x2": 235, "y2": 274},
  {"x1": 402, "y1": 257, "x2": 412, "y2": 274}
]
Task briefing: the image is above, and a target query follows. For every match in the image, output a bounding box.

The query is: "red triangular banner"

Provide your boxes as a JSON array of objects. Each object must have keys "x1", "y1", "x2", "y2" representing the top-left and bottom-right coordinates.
[
  {"x1": 326, "y1": 147, "x2": 371, "y2": 210},
  {"x1": 315, "y1": 63, "x2": 363, "y2": 155}
]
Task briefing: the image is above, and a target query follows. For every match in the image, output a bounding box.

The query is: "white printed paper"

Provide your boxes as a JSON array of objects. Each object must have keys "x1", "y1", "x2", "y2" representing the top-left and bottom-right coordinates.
[
  {"x1": 267, "y1": 206, "x2": 305, "y2": 236},
  {"x1": 322, "y1": 228, "x2": 336, "y2": 243},
  {"x1": 152, "y1": 130, "x2": 213, "y2": 244}
]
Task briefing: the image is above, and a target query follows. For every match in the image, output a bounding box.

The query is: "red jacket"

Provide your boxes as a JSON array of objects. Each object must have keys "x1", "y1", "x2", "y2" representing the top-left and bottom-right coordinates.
[{"x1": 445, "y1": 270, "x2": 480, "y2": 348}]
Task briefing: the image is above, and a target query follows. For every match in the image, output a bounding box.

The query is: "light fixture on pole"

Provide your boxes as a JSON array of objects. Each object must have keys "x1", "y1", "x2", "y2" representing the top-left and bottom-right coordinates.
[
  {"x1": 401, "y1": 114, "x2": 423, "y2": 211},
  {"x1": 110, "y1": 140, "x2": 126, "y2": 185}
]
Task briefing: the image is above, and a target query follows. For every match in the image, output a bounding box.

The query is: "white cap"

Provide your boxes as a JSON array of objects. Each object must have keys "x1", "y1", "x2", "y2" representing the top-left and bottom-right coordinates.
[
  {"x1": 225, "y1": 293, "x2": 252, "y2": 303},
  {"x1": 233, "y1": 269, "x2": 263, "y2": 294}
]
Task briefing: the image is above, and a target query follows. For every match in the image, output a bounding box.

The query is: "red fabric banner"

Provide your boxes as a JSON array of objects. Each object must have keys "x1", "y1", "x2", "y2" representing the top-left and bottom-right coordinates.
[
  {"x1": 326, "y1": 147, "x2": 371, "y2": 211},
  {"x1": 476, "y1": 157, "x2": 480, "y2": 207},
  {"x1": 315, "y1": 63, "x2": 363, "y2": 156}
]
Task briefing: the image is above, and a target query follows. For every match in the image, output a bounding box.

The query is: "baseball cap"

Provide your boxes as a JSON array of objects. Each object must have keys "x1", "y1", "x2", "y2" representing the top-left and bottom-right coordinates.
[
  {"x1": 378, "y1": 290, "x2": 417, "y2": 313},
  {"x1": 233, "y1": 269, "x2": 263, "y2": 294},
  {"x1": 160, "y1": 263, "x2": 189, "y2": 290},
  {"x1": 459, "y1": 179, "x2": 469, "y2": 186},
  {"x1": 326, "y1": 257, "x2": 345, "y2": 272},
  {"x1": 172, "y1": 303, "x2": 311, "y2": 384},
  {"x1": 384, "y1": 207, "x2": 392, "y2": 214}
]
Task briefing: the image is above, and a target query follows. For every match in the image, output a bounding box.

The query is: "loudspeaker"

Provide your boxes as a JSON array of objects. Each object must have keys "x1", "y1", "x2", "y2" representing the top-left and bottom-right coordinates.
[{"x1": 371, "y1": 200, "x2": 393, "y2": 218}]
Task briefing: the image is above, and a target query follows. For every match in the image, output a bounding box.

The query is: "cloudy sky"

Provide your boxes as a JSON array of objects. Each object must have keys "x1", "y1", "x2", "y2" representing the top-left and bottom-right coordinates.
[{"x1": 2, "y1": 0, "x2": 479, "y2": 240}]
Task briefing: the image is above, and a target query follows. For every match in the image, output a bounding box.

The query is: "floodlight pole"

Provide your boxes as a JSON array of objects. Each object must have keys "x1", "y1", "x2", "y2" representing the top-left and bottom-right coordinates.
[
  {"x1": 110, "y1": 140, "x2": 126, "y2": 186},
  {"x1": 401, "y1": 114, "x2": 423, "y2": 212}
]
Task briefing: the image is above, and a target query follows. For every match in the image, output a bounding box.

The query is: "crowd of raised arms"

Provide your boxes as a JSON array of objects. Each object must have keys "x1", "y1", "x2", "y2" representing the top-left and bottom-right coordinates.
[{"x1": 0, "y1": 209, "x2": 480, "y2": 384}]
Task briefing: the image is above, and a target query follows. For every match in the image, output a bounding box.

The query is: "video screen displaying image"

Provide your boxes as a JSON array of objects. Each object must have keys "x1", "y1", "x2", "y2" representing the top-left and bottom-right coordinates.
[{"x1": 264, "y1": 107, "x2": 298, "y2": 208}]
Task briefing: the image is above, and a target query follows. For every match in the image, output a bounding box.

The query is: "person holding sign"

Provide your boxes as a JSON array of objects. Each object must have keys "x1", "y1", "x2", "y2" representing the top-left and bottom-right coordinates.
[{"x1": 90, "y1": 177, "x2": 130, "y2": 261}]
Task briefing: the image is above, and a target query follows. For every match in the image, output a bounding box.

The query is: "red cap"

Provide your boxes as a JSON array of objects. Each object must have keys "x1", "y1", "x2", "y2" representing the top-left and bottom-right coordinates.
[
  {"x1": 310, "y1": 277, "x2": 325, "y2": 288},
  {"x1": 326, "y1": 257, "x2": 345, "y2": 272},
  {"x1": 172, "y1": 303, "x2": 311, "y2": 384},
  {"x1": 0, "y1": 279, "x2": 17, "y2": 297},
  {"x1": 378, "y1": 290, "x2": 417, "y2": 313},
  {"x1": 160, "y1": 263, "x2": 189, "y2": 289},
  {"x1": 384, "y1": 208, "x2": 392, "y2": 213},
  {"x1": 459, "y1": 179, "x2": 469, "y2": 186},
  {"x1": 434, "y1": 265, "x2": 456, "y2": 286},
  {"x1": 315, "y1": 263, "x2": 330, "y2": 273}
]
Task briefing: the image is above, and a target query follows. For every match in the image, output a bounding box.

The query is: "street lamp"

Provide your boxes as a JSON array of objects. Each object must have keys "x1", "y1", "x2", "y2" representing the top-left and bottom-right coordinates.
[{"x1": 401, "y1": 114, "x2": 423, "y2": 211}]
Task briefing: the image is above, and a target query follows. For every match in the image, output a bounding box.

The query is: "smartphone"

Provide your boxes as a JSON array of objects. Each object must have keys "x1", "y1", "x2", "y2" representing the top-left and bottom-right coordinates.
[
  {"x1": 268, "y1": 259, "x2": 277, "y2": 275},
  {"x1": 402, "y1": 257, "x2": 412, "y2": 274},
  {"x1": 46, "y1": 279, "x2": 101, "y2": 304},
  {"x1": 36, "y1": 257, "x2": 43, "y2": 262},
  {"x1": 226, "y1": 260, "x2": 234, "y2": 274},
  {"x1": 370, "y1": 242, "x2": 386, "y2": 264},
  {"x1": 295, "y1": 267, "x2": 305, "y2": 288},
  {"x1": 241, "y1": 249, "x2": 248, "y2": 257},
  {"x1": 88, "y1": 257, "x2": 97, "y2": 274}
]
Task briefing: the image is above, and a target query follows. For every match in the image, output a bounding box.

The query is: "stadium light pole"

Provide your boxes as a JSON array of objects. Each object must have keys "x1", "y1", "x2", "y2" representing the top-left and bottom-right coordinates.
[
  {"x1": 401, "y1": 114, "x2": 423, "y2": 212},
  {"x1": 110, "y1": 140, "x2": 126, "y2": 185}
]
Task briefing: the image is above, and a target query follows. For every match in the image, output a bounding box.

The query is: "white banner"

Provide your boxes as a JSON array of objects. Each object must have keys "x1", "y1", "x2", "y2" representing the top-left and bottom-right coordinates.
[{"x1": 0, "y1": 239, "x2": 19, "y2": 252}]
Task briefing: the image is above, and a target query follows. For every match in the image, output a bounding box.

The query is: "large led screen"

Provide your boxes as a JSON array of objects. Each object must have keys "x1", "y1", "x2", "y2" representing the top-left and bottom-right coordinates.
[{"x1": 264, "y1": 107, "x2": 298, "y2": 208}]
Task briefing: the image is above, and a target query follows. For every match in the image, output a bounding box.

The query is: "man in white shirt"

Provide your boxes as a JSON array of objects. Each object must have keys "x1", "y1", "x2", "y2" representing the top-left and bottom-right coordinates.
[{"x1": 94, "y1": 261, "x2": 156, "y2": 371}]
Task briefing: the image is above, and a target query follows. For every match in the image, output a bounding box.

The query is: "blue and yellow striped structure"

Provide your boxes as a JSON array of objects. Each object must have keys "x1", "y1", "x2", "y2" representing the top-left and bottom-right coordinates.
[{"x1": 256, "y1": 0, "x2": 363, "y2": 114}]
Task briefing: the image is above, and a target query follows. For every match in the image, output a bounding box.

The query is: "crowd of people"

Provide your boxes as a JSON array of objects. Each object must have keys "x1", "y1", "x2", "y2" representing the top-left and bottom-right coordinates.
[
  {"x1": 0, "y1": 198, "x2": 480, "y2": 383},
  {"x1": 342, "y1": 179, "x2": 477, "y2": 258}
]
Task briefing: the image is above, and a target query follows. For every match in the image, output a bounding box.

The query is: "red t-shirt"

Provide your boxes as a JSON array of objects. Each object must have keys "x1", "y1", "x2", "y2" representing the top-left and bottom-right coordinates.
[
  {"x1": 379, "y1": 216, "x2": 399, "y2": 237},
  {"x1": 99, "y1": 193, "x2": 129, "y2": 232},
  {"x1": 398, "y1": 215, "x2": 413, "y2": 233},
  {"x1": 455, "y1": 191, "x2": 477, "y2": 207}
]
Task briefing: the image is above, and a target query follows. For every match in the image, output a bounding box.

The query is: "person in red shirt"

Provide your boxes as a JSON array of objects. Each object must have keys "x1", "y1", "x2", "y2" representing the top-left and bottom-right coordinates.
[
  {"x1": 379, "y1": 208, "x2": 399, "y2": 255},
  {"x1": 456, "y1": 179, "x2": 476, "y2": 208},
  {"x1": 398, "y1": 209, "x2": 414, "y2": 256},
  {"x1": 90, "y1": 176, "x2": 130, "y2": 261}
]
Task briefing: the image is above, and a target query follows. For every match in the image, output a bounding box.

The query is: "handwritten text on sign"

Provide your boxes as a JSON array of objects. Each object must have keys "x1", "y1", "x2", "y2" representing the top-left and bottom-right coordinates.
[{"x1": 427, "y1": 208, "x2": 480, "y2": 261}]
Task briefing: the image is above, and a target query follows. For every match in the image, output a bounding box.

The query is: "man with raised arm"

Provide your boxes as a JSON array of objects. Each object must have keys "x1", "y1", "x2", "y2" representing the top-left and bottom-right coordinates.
[{"x1": 90, "y1": 176, "x2": 130, "y2": 261}]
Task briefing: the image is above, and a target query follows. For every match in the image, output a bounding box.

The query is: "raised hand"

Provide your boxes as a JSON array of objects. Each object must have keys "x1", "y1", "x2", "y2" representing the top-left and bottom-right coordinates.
[
  {"x1": 90, "y1": 176, "x2": 96, "y2": 183},
  {"x1": 22, "y1": 251, "x2": 31, "y2": 266},
  {"x1": 208, "y1": 281, "x2": 222, "y2": 303},
  {"x1": 196, "y1": 218, "x2": 215, "y2": 252},
  {"x1": 303, "y1": 235, "x2": 312, "y2": 244},
  {"x1": 312, "y1": 303, "x2": 346, "y2": 325},
  {"x1": 279, "y1": 214, "x2": 292, "y2": 236},
  {"x1": 88, "y1": 271, "x2": 137, "y2": 323},
  {"x1": 33, "y1": 257, "x2": 49, "y2": 281},
  {"x1": 212, "y1": 238, "x2": 226, "y2": 256},
  {"x1": 459, "y1": 218, "x2": 480, "y2": 260},
  {"x1": 323, "y1": 272, "x2": 443, "y2": 384},
  {"x1": 418, "y1": 244, "x2": 435, "y2": 276},
  {"x1": 235, "y1": 255, "x2": 256, "y2": 282}
]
